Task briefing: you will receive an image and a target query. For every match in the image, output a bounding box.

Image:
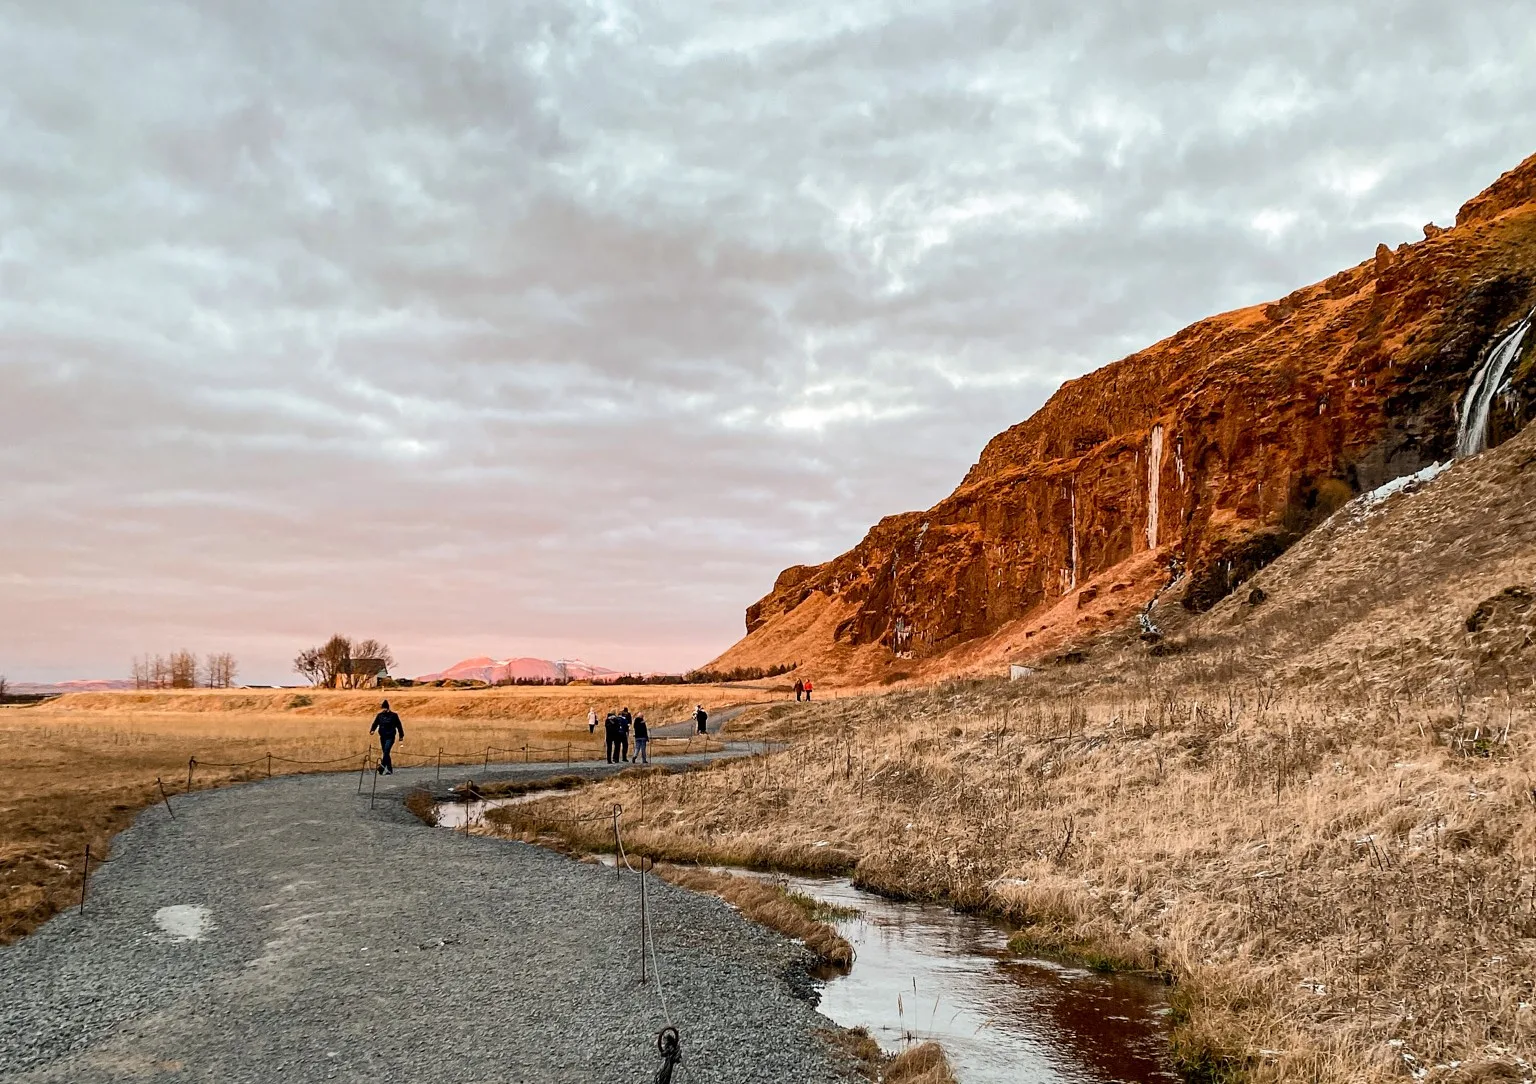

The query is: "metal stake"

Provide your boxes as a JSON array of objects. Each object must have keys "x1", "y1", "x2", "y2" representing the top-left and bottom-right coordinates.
[
  {"x1": 437, "y1": 747, "x2": 443, "y2": 782},
  {"x1": 612, "y1": 804, "x2": 622, "y2": 876},
  {"x1": 266, "y1": 752, "x2": 273, "y2": 778},
  {"x1": 358, "y1": 753, "x2": 369, "y2": 794},
  {"x1": 640, "y1": 856, "x2": 649, "y2": 984},
  {"x1": 369, "y1": 766, "x2": 378, "y2": 809},
  {"x1": 79, "y1": 844, "x2": 91, "y2": 914},
  {"x1": 186, "y1": 756, "x2": 196, "y2": 794},
  {"x1": 156, "y1": 777, "x2": 175, "y2": 820}
]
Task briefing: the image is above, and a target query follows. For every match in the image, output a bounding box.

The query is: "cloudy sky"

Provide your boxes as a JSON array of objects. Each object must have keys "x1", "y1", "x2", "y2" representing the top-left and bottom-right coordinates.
[{"x1": 3, "y1": 2, "x2": 1534, "y2": 684}]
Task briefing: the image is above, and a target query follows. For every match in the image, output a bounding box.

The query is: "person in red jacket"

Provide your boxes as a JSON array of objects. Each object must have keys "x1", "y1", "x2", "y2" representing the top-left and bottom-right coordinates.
[{"x1": 803, "y1": 679, "x2": 813, "y2": 701}]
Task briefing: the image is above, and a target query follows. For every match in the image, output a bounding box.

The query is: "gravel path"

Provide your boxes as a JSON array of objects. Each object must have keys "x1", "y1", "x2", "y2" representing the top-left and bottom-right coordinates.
[
  {"x1": 648, "y1": 705, "x2": 748, "y2": 739},
  {"x1": 0, "y1": 752, "x2": 854, "y2": 1083}
]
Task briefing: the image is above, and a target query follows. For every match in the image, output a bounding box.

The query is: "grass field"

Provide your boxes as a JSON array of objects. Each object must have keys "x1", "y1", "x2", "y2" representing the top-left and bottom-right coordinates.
[
  {"x1": 491, "y1": 680, "x2": 1536, "y2": 1084},
  {"x1": 0, "y1": 684, "x2": 775, "y2": 943}
]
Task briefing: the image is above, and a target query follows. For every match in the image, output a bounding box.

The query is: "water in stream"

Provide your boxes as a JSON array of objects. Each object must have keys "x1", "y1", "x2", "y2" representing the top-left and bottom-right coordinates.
[
  {"x1": 752, "y1": 872, "x2": 1177, "y2": 1084},
  {"x1": 434, "y1": 790, "x2": 572, "y2": 829},
  {"x1": 436, "y1": 807, "x2": 1176, "y2": 1082}
]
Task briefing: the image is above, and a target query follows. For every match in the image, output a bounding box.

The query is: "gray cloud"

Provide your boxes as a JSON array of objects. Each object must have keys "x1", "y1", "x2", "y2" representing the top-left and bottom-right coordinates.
[{"x1": 3, "y1": 0, "x2": 1535, "y2": 681}]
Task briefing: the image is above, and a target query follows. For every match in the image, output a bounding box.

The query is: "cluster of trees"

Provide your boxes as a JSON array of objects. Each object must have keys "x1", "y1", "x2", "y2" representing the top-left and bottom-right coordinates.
[
  {"x1": 609, "y1": 663, "x2": 799, "y2": 686},
  {"x1": 293, "y1": 634, "x2": 395, "y2": 688},
  {"x1": 681, "y1": 662, "x2": 797, "y2": 684},
  {"x1": 131, "y1": 652, "x2": 239, "y2": 689}
]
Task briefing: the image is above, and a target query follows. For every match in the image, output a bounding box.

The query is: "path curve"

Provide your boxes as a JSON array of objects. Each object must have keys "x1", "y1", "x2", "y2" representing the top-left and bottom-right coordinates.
[
  {"x1": 647, "y1": 704, "x2": 751, "y2": 739},
  {"x1": 0, "y1": 752, "x2": 851, "y2": 1083}
]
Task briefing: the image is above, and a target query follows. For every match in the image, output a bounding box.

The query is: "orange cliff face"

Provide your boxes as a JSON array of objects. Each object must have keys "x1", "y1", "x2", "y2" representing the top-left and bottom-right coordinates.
[{"x1": 713, "y1": 152, "x2": 1536, "y2": 686}]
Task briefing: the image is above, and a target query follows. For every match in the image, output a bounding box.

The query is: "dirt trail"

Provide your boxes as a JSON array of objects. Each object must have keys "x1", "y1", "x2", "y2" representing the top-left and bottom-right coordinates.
[
  {"x1": 0, "y1": 753, "x2": 850, "y2": 1083},
  {"x1": 647, "y1": 704, "x2": 749, "y2": 738}
]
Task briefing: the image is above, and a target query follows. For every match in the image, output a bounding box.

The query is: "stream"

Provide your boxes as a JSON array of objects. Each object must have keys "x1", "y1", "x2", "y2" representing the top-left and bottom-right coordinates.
[
  {"x1": 730, "y1": 870, "x2": 1177, "y2": 1084},
  {"x1": 434, "y1": 790, "x2": 571, "y2": 829},
  {"x1": 435, "y1": 796, "x2": 1176, "y2": 1082}
]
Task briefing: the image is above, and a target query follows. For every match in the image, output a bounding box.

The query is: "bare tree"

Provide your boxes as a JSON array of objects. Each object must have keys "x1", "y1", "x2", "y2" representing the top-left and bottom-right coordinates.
[
  {"x1": 350, "y1": 638, "x2": 394, "y2": 674},
  {"x1": 293, "y1": 646, "x2": 325, "y2": 687},
  {"x1": 169, "y1": 650, "x2": 198, "y2": 689},
  {"x1": 294, "y1": 634, "x2": 352, "y2": 688},
  {"x1": 203, "y1": 653, "x2": 238, "y2": 688},
  {"x1": 0, "y1": 675, "x2": 8, "y2": 698}
]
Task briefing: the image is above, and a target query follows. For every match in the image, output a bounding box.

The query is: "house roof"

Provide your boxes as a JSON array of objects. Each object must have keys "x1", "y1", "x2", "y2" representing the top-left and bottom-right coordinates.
[{"x1": 339, "y1": 658, "x2": 389, "y2": 676}]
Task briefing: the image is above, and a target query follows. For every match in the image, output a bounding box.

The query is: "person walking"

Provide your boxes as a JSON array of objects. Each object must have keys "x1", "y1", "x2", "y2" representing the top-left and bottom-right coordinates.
[
  {"x1": 370, "y1": 700, "x2": 404, "y2": 775},
  {"x1": 604, "y1": 711, "x2": 619, "y2": 763},
  {"x1": 694, "y1": 704, "x2": 708, "y2": 735},
  {"x1": 617, "y1": 707, "x2": 632, "y2": 763},
  {"x1": 632, "y1": 714, "x2": 649, "y2": 764},
  {"x1": 588, "y1": 707, "x2": 598, "y2": 734},
  {"x1": 793, "y1": 678, "x2": 804, "y2": 702},
  {"x1": 804, "y1": 679, "x2": 813, "y2": 701}
]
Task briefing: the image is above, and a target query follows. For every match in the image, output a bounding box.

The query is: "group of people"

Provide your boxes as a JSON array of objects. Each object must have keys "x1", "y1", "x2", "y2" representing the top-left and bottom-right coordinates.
[
  {"x1": 366, "y1": 697, "x2": 720, "y2": 777},
  {"x1": 585, "y1": 703, "x2": 711, "y2": 764},
  {"x1": 793, "y1": 678, "x2": 815, "y2": 701},
  {"x1": 589, "y1": 706, "x2": 650, "y2": 764}
]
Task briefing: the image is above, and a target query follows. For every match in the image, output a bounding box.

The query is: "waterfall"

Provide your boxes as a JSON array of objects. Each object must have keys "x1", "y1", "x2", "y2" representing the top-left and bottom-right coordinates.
[
  {"x1": 1068, "y1": 481, "x2": 1078, "y2": 591},
  {"x1": 1146, "y1": 425, "x2": 1164, "y2": 549},
  {"x1": 1457, "y1": 310, "x2": 1533, "y2": 458}
]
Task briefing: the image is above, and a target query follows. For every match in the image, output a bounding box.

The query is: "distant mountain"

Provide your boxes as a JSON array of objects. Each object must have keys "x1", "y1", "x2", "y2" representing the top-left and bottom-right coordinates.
[
  {"x1": 415, "y1": 656, "x2": 623, "y2": 684},
  {"x1": 7, "y1": 679, "x2": 136, "y2": 694}
]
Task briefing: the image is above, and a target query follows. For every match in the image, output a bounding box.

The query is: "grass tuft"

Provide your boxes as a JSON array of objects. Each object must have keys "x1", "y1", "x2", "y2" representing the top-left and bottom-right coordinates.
[
  {"x1": 403, "y1": 787, "x2": 439, "y2": 826},
  {"x1": 651, "y1": 863, "x2": 854, "y2": 968}
]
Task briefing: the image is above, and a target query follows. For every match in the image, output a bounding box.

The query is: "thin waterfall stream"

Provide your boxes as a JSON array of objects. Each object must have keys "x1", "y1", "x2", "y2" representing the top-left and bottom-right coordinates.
[{"x1": 1458, "y1": 309, "x2": 1534, "y2": 457}]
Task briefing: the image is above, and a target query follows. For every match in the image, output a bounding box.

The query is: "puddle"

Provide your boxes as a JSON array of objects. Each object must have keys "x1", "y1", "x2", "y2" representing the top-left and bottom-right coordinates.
[
  {"x1": 434, "y1": 789, "x2": 572, "y2": 829},
  {"x1": 154, "y1": 904, "x2": 213, "y2": 942},
  {"x1": 680, "y1": 866, "x2": 1177, "y2": 1084}
]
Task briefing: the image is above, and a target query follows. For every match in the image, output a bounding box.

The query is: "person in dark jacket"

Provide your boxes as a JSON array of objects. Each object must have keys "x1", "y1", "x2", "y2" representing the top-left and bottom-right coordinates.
[
  {"x1": 694, "y1": 704, "x2": 708, "y2": 735},
  {"x1": 793, "y1": 679, "x2": 804, "y2": 702},
  {"x1": 631, "y1": 715, "x2": 649, "y2": 764},
  {"x1": 370, "y1": 700, "x2": 405, "y2": 775},
  {"x1": 604, "y1": 712, "x2": 619, "y2": 763},
  {"x1": 616, "y1": 708, "x2": 632, "y2": 762}
]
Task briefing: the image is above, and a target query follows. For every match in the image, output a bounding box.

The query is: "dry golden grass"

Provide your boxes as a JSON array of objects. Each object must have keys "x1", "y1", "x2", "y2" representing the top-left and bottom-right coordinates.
[
  {"x1": 0, "y1": 684, "x2": 760, "y2": 944},
  {"x1": 503, "y1": 681, "x2": 1536, "y2": 1083},
  {"x1": 820, "y1": 1030, "x2": 958, "y2": 1083},
  {"x1": 884, "y1": 1042, "x2": 960, "y2": 1084},
  {"x1": 648, "y1": 863, "x2": 854, "y2": 967},
  {"x1": 30, "y1": 684, "x2": 781, "y2": 723}
]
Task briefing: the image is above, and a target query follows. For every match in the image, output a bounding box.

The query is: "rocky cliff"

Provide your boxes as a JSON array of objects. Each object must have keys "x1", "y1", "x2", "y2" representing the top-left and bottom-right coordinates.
[{"x1": 711, "y1": 152, "x2": 1536, "y2": 685}]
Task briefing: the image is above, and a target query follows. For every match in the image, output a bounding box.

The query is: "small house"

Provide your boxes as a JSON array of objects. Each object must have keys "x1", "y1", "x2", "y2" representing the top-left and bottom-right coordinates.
[{"x1": 334, "y1": 658, "x2": 389, "y2": 689}]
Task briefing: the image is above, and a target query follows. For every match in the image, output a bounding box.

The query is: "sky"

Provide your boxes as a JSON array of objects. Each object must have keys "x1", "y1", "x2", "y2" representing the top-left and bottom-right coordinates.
[{"x1": 4, "y1": 2, "x2": 1536, "y2": 685}]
